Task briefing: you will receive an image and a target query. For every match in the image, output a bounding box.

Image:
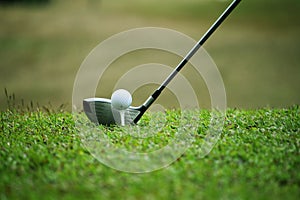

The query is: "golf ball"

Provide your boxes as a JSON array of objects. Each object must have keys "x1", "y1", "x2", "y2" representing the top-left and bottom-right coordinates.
[{"x1": 111, "y1": 89, "x2": 132, "y2": 110}]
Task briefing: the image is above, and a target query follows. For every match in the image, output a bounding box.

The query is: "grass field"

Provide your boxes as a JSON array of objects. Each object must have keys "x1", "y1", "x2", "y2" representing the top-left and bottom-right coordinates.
[
  {"x1": 0, "y1": 0, "x2": 300, "y2": 109},
  {"x1": 1, "y1": 1, "x2": 300, "y2": 199},
  {"x1": 0, "y1": 106, "x2": 299, "y2": 199}
]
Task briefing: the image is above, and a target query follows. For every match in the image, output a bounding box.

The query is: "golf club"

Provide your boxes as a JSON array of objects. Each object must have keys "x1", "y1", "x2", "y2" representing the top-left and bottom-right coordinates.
[{"x1": 83, "y1": 0, "x2": 241, "y2": 125}]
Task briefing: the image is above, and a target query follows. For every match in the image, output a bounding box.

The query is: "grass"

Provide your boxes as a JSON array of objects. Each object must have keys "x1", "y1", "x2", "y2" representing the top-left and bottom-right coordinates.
[
  {"x1": 1, "y1": 1, "x2": 300, "y2": 198},
  {"x1": 1, "y1": 0, "x2": 300, "y2": 110},
  {"x1": 0, "y1": 106, "x2": 299, "y2": 199}
]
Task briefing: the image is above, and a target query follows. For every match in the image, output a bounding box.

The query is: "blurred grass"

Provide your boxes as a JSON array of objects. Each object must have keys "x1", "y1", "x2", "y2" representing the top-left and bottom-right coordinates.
[{"x1": 0, "y1": 0, "x2": 300, "y2": 110}]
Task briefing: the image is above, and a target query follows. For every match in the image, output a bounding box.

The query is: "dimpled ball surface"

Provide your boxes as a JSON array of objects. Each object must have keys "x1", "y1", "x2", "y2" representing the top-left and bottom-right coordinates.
[{"x1": 111, "y1": 89, "x2": 132, "y2": 110}]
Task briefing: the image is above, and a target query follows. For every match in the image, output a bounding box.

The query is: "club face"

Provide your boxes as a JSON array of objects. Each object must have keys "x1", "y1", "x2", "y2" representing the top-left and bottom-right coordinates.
[{"x1": 83, "y1": 98, "x2": 141, "y2": 125}]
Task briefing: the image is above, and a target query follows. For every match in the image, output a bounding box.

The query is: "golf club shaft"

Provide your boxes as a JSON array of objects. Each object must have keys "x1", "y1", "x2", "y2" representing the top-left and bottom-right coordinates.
[{"x1": 134, "y1": 0, "x2": 241, "y2": 123}]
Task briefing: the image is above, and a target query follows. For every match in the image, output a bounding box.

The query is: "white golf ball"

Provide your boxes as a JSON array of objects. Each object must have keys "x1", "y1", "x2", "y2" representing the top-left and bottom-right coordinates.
[{"x1": 111, "y1": 89, "x2": 132, "y2": 110}]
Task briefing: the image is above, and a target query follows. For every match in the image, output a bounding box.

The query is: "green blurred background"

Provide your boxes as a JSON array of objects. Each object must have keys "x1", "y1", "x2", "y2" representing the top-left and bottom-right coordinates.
[{"x1": 0, "y1": 0, "x2": 299, "y2": 110}]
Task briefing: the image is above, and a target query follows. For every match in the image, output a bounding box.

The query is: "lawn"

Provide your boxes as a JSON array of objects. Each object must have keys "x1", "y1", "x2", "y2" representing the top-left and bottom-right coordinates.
[
  {"x1": 0, "y1": 0, "x2": 300, "y2": 109},
  {"x1": 1, "y1": 0, "x2": 300, "y2": 199},
  {"x1": 0, "y1": 106, "x2": 299, "y2": 199}
]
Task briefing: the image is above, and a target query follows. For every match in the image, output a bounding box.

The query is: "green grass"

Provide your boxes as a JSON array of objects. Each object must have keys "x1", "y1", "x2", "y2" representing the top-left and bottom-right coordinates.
[
  {"x1": 1, "y1": 1, "x2": 300, "y2": 198},
  {"x1": 1, "y1": 0, "x2": 300, "y2": 110},
  {"x1": 1, "y1": 106, "x2": 299, "y2": 199}
]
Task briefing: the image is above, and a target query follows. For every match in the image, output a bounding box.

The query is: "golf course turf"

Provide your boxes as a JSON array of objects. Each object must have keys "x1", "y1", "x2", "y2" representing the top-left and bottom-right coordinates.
[
  {"x1": 0, "y1": 106, "x2": 299, "y2": 199},
  {"x1": 1, "y1": 0, "x2": 300, "y2": 199}
]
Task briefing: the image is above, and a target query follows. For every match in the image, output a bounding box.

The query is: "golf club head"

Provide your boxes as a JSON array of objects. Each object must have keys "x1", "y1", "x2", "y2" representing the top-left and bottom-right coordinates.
[{"x1": 83, "y1": 98, "x2": 142, "y2": 125}]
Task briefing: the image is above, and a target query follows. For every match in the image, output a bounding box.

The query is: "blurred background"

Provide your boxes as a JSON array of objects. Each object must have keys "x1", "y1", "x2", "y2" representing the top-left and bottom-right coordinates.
[{"x1": 0, "y1": 0, "x2": 299, "y2": 110}]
